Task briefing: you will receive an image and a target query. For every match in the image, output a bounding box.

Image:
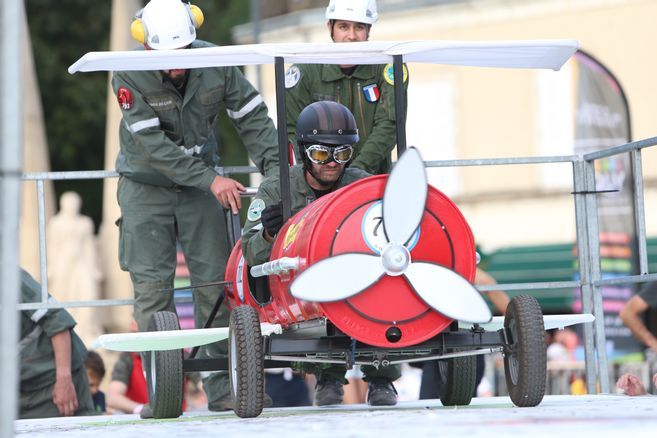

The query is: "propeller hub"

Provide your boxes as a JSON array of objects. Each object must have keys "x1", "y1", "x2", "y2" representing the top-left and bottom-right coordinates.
[{"x1": 381, "y1": 244, "x2": 411, "y2": 276}]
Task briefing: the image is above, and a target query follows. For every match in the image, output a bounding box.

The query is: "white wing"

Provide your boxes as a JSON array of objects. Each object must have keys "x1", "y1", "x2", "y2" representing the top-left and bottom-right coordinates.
[
  {"x1": 69, "y1": 40, "x2": 579, "y2": 73},
  {"x1": 92, "y1": 323, "x2": 282, "y2": 352}
]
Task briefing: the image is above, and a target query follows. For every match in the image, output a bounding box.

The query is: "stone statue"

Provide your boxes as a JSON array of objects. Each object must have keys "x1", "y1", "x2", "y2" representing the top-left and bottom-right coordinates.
[{"x1": 47, "y1": 191, "x2": 103, "y2": 346}]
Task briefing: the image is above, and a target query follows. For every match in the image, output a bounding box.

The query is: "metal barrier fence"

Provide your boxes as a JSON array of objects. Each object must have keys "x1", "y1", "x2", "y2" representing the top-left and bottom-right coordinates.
[{"x1": 18, "y1": 135, "x2": 657, "y2": 395}]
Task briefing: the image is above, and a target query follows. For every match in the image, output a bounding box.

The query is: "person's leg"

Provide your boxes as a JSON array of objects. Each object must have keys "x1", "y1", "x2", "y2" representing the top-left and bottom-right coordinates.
[
  {"x1": 117, "y1": 179, "x2": 177, "y2": 333},
  {"x1": 474, "y1": 354, "x2": 485, "y2": 397},
  {"x1": 361, "y1": 364, "x2": 402, "y2": 381},
  {"x1": 176, "y1": 188, "x2": 231, "y2": 410},
  {"x1": 118, "y1": 179, "x2": 177, "y2": 417},
  {"x1": 418, "y1": 361, "x2": 440, "y2": 399}
]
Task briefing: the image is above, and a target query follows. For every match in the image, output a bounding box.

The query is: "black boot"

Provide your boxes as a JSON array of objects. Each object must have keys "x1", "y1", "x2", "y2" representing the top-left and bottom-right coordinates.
[
  {"x1": 314, "y1": 375, "x2": 344, "y2": 406},
  {"x1": 366, "y1": 378, "x2": 398, "y2": 406}
]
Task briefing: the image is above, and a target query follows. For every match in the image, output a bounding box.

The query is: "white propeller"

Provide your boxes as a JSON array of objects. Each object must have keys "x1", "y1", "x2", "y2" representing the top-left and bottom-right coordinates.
[{"x1": 290, "y1": 147, "x2": 492, "y2": 323}]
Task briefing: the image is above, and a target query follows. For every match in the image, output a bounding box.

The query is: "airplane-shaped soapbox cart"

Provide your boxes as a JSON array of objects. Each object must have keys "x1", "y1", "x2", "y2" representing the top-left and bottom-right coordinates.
[{"x1": 70, "y1": 39, "x2": 593, "y2": 419}]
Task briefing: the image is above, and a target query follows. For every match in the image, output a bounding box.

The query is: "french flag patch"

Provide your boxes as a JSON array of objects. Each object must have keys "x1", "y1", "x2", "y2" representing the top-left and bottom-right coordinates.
[{"x1": 362, "y1": 84, "x2": 380, "y2": 102}]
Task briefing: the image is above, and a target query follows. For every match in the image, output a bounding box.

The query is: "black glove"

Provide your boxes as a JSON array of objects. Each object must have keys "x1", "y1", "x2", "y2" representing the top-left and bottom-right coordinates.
[{"x1": 261, "y1": 203, "x2": 284, "y2": 237}]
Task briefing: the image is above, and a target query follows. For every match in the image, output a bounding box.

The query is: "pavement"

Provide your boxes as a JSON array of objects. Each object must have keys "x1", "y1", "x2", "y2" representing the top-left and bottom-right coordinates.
[{"x1": 14, "y1": 395, "x2": 657, "y2": 438}]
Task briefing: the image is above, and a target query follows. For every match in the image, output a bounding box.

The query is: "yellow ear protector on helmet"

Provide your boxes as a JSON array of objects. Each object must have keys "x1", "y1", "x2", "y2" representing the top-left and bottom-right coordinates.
[
  {"x1": 130, "y1": 2, "x2": 204, "y2": 45},
  {"x1": 130, "y1": 16, "x2": 146, "y2": 44},
  {"x1": 187, "y1": 4, "x2": 204, "y2": 28}
]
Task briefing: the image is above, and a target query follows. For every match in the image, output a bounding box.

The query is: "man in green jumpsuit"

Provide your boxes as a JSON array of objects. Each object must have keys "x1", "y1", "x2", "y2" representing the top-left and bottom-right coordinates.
[
  {"x1": 112, "y1": 0, "x2": 278, "y2": 414},
  {"x1": 19, "y1": 269, "x2": 95, "y2": 419},
  {"x1": 285, "y1": 0, "x2": 408, "y2": 175},
  {"x1": 242, "y1": 101, "x2": 400, "y2": 406}
]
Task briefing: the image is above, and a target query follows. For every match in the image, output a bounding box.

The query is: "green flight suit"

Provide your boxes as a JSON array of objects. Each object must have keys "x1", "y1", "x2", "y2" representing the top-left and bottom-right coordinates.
[
  {"x1": 112, "y1": 39, "x2": 279, "y2": 408},
  {"x1": 19, "y1": 270, "x2": 95, "y2": 419},
  {"x1": 285, "y1": 63, "x2": 409, "y2": 175},
  {"x1": 242, "y1": 165, "x2": 401, "y2": 383}
]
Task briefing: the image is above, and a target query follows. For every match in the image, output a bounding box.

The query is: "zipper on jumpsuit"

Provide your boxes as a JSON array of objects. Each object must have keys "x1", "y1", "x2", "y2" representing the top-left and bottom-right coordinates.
[{"x1": 356, "y1": 82, "x2": 367, "y2": 139}]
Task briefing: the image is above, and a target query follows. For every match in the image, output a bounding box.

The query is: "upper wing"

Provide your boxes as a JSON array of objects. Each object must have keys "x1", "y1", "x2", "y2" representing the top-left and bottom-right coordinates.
[{"x1": 69, "y1": 40, "x2": 579, "y2": 73}]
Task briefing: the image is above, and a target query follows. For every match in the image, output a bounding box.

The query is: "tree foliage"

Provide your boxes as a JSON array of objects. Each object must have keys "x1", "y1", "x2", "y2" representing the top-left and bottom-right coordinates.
[{"x1": 26, "y1": 0, "x2": 251, "y2": 228}]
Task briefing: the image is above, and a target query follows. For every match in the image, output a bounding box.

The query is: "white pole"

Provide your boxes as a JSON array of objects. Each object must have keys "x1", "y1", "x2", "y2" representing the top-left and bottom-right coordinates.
[{"x1": 0, "y1": 0, "x2": 23, "y2": 433}]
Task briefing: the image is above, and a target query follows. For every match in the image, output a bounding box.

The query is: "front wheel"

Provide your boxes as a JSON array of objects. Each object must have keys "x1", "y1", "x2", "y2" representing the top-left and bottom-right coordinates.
[
  {"x1": 503, "y1": 295, "x2": 546, "y2": 407},
  {"x1": 228, "y1": 305, "x2": 264, "y2": 418},
  {"x1": 146, "y1": 311, "x2": 184, "y2": 418}
]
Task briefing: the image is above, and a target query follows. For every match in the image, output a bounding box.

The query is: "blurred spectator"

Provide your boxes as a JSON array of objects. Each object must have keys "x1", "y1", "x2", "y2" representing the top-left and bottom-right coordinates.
[
  {"x1": 265, "y1": 369, "x2": 311, "y2": 407},
  {"x1": 106, "y1": 350, "x2": 149, "y2": 414},
  {"x1": 184, "y1": 374, "x2": 208, "y2": 411},
  {"x1": 106, "y1": 320, "x2": 148, "y2": 414},
  {"x1": 85, "y1": 350, "x2": 107, "y2": 413},
  {"x1": 19, "y1": 269, "x2": 95, "y2": 419},
  {"x1": 546, "y1": 328, "x2": 585, "y2": 395},
  {"x1": 620, "y1": 282, "x2": 657, "y2": 354},
  {"x1": 616, "y1": 372, "x2": 657, "y2": 396},
  {"x1": 546, "y1": 328, "x2": 578, "y2": 362}
]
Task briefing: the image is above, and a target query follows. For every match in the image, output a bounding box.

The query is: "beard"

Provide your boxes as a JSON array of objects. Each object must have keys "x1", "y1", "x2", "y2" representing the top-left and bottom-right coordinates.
[
  {"x1": 307, "y1": 164, "x2": 344, "y2": 189},
  {"x1": 163, "y1": 69, "x2": 188, "y2": 89}
]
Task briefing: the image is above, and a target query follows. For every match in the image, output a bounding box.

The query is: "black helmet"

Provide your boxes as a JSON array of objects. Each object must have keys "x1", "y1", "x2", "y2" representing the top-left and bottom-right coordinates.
[{"x1": 296, "y1": 101, "x2": 359, "y2": 150}]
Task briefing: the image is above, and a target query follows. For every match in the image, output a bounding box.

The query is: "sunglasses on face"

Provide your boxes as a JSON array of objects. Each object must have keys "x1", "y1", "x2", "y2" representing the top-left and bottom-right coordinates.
[{"x1": 304, "y1": 144, "x2": 354, "y2": 164}]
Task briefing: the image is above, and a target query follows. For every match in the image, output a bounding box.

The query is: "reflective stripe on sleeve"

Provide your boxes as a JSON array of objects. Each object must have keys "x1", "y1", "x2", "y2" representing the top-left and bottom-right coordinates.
[
  {"x1": 128, "y1": 117, "x2": 160, "y2": 133},
  {"x1": 30, "y1": 296, "x2": 57, "y2": 323},
  {"x1": 226, "y1": 95, "x2": 263, "y2": 120}
]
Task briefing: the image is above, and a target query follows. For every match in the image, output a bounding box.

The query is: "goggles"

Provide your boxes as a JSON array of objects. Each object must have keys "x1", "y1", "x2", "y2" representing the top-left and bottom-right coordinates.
[{"x1": 304, "y1": 144, "x2": 354, "y2": 164}]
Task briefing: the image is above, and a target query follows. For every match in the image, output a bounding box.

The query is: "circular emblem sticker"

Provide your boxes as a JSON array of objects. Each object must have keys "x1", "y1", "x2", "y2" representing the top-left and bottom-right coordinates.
[
  {"x1": 247, "y1": 198, "x2": 266, "y2": 222},
  {"x1": 361, "y1": 201, "x2": 419, "y2": 254},
  {"x1": 285, "y1": 66, "x2": 301, "y2": 89},
  {"x1": 383, "y1": 64, "x2": 409, "y2": 86}
]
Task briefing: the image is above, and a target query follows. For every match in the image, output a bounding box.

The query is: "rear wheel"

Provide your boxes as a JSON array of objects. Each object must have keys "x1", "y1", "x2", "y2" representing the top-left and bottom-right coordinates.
[
  {"x1": 436, "y1": 354, "x2": 477, "y2": 406},
  {"x1": 503, "y1": 295, "x2": 546, "y2": 407},
  {"x1": 228, "y1": 305, "x2": 264, "y2": 418},
  {"x1": 146, "y1": 311, "x2": 184, "y2": 418}
]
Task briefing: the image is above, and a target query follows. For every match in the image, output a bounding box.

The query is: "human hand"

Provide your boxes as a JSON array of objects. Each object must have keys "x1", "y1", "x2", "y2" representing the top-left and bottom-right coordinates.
[
  {"x1": 210, "y1": 176, "x2": 245, "y2": 214},
  {"x1": 616, "y1": 373, "x2": 648, "y2": 396},
  {"x1": 52, "y1": 374, "x2": 79, "y2": 416},
  {"x1": 261, "y1": 203, "x2": 284, "y2": 238}
]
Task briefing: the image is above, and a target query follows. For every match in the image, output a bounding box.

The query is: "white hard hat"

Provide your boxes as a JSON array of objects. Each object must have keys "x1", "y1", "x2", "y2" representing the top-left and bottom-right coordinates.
[
  {"x1": 325, "y1": 0, "x2": 378, "y2": 25},
  {"x1": 136, "y1": 0, "x2": 202, "y2": 50}
]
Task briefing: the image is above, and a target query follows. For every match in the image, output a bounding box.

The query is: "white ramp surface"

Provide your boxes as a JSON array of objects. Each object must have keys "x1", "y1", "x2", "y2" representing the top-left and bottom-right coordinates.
[{"x1": 14, "y1": 395, "x2": 657, "y2": 438}]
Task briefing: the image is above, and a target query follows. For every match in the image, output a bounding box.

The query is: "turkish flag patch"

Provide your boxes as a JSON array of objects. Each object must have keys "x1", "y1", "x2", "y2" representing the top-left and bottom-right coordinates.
[{"x1": 117, "y1": 87, "x2": 134, "y2": 110}]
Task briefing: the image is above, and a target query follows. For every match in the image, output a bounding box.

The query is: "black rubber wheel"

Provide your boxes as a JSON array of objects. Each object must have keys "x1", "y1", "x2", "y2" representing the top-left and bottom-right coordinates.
[
  {"x1": 146, "y1": 311, "x2": 184, "y2": 418},
  {"x1": 436, "y1": 354, "x2": 477, "y2": 406},
  {"x1": 228, "y1": 305, "x2": 264, "y2": 418},
  {"x1": 503, "y1": 295, "x2": 547, "y2": 407}
]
